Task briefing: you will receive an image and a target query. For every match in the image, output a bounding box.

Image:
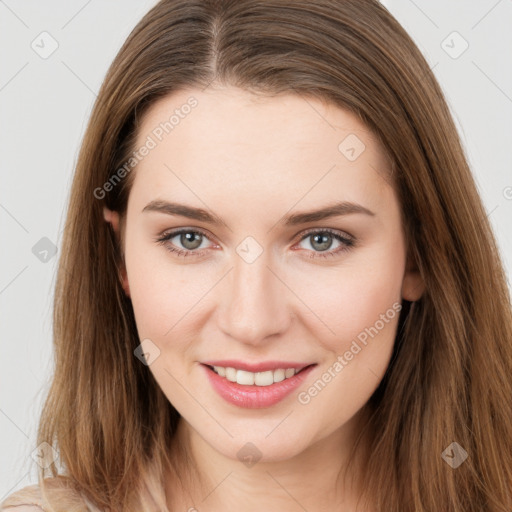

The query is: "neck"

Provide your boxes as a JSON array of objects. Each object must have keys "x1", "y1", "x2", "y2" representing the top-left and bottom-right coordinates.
[{"x1": 165, "y1": 407, "x2": 374, "y2": 511}]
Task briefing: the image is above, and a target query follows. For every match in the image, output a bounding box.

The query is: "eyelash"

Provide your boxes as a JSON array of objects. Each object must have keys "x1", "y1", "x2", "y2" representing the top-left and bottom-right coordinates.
[
  {"x1": 154, "y1": 227, "x2": 355, "y2": 260},
  {"x1": 155, "y1": 228, "x2": 355, "y2": 259}
]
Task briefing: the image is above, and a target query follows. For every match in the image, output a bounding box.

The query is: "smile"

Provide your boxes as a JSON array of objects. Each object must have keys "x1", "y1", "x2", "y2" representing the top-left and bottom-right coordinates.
[
  {"x1": 201, "y1": 362, "x2": 317, "y2": 409},
  {"x1": 209, "y1": 365, "x2": 300, "y2": 386}
]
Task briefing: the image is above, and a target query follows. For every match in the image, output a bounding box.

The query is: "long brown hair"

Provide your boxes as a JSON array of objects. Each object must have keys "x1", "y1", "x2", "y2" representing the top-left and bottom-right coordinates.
[{"x1": 2, "y1": 1, "x2": 511, "y2": 510}]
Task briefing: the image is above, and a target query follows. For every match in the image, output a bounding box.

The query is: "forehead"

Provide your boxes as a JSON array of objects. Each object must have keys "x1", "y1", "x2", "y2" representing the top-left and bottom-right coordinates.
[{"x1": 129, "y1": 86, "x2": 392, "y2": 216}]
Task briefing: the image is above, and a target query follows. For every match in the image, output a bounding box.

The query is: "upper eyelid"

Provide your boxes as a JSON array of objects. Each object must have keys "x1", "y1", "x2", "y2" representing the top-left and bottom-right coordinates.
[
  {"x1": 299, "y1": 226, "x2": 353, "y2": 240},
  {"x1": 161, "y1": 226, "x2": 215, "y2": 244},
  {"x1": 159, "y1": 226, "x2": 354, "y2": 246}
]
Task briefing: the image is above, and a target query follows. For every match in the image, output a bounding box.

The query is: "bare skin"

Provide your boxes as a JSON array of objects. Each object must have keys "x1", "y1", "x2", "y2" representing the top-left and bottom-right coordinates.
[{"x1": 104, "y1": 85, "x2": 424, "y2": 511}]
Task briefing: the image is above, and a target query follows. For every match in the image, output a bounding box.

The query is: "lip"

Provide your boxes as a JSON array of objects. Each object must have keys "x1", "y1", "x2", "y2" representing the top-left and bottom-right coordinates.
[
  {"x1": 201, "y1": 360, "x2": 313, "y2": 373},
  {"x1": 201, "y1": 362, "x2": 317, "y2": 409}
]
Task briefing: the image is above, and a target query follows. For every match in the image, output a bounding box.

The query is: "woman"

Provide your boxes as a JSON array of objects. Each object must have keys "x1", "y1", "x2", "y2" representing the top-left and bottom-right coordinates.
[{"x1": 2, "y1": 0, "x2": 511, "y2": 511}]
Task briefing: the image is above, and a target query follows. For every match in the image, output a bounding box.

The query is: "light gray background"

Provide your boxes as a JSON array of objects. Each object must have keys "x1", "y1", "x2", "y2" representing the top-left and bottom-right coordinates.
[{"x1": 1, "y1": 0, "x2": 511, "y2": 500}]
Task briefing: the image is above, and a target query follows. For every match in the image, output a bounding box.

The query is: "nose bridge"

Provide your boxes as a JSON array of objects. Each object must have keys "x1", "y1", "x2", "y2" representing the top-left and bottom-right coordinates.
[{"x1": 216, "y1": 240, "x2": 290, "y2": 344}]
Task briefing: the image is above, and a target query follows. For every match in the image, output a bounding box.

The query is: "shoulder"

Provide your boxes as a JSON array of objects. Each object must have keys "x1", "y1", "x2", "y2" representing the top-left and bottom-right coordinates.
[
  {"x1": 0, "y1": 482, "x2": 46, "y2": 511},
  {"x1": 2, "y1": 507, "x2": 45, "y2": 511},
  {"x1": 0, "y1": 477, "x2": 77, "y2": 512}
]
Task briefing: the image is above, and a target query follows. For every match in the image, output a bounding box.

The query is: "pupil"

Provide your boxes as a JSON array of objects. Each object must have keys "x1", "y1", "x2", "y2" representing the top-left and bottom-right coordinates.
[
  {"x1": 312, "y1": 233, "x2": 332, "y2": 251},
  {"x1": 181, "y1": 232, "x2": 202, "y2": 250}
]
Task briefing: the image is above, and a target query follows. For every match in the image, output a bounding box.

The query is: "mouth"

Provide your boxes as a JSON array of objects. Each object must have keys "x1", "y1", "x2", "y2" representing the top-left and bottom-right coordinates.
[
  {"x1": 200, "y1": 361, "x2": 318, "y2": 409},
  {"x1": 202, "y1": 363, "x2": 316, "y2": 386}
]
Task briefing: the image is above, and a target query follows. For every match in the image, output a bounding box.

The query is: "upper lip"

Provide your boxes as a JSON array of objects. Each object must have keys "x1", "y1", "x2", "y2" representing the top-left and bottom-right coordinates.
[{"x1": 201, "y1": 360, "x2": 316, "y2": 373}]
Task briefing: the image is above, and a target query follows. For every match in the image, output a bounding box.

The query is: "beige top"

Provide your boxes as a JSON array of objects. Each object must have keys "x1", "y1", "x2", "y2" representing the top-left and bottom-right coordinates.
[
  {"x1": 1, "y1": 507, "x2": 44, "y2": 512},
  {"x1": 0, "y1": 483, "x2": 47, "y2": 511},
  {"x1": 1, "y1": 478, "x2": 159, "y2": 511},
  {"x1": 0, "y1": 478, "x2": 93, "y2": 512}
]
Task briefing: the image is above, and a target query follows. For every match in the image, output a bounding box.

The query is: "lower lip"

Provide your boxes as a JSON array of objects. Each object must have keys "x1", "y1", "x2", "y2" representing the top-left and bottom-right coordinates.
[{"x1": 202, "y1": 364, "x2": 317, "y2": 409}]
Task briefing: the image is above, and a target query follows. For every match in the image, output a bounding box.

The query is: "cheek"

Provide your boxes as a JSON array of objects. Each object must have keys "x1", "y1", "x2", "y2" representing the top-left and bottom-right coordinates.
[
  {"x1": 125, "y1": 214, "x2": 405, "y2": 358},
  {"x1": 123, "y1": 235, "x2": 192, "y2": 342},
  {"x1": 293, "y1": 248, "x2": 405, "y2": 430},
  {"x1": 291, "y1": 238, "x2": 405, "y2": 355}
]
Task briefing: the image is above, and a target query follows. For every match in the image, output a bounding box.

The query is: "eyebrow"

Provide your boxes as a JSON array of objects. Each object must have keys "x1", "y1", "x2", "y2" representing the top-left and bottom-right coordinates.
[{"x1": 142, "y1": 199, "x2": 375, "y2": 226}]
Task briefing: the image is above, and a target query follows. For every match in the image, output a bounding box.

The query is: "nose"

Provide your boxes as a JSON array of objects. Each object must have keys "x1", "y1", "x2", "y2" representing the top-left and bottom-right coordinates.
[{"x1": 216, "y1": 248, "x2": 291, "y2": 346}]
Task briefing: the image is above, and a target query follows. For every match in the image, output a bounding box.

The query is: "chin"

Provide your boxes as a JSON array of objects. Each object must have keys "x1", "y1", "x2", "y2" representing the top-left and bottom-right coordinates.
[{"x1": 205, "y1": 427, "x2": 313, "y2": 465}]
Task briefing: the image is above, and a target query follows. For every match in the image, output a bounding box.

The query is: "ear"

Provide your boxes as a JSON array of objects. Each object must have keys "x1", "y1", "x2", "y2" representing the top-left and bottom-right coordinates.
[
  {"x1": 103, "y1": 207, "x2": 130, "y2": 297},
  {"x1": 401, "y1": 251, "x2": 424, "y2": 302}
]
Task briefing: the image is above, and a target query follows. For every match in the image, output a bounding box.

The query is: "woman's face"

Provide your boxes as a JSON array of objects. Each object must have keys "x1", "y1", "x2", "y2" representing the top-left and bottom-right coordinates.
[{"x1": 107, "y1": 86, "x2": 423, "y2": 463}]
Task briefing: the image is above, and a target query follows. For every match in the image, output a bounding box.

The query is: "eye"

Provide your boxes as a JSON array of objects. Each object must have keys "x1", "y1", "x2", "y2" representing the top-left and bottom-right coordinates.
[
  {"x1": 154, "y1": 227, "x2": 355, "y2": 259},
  {"x1": 294, "y1": 228, "x2": 355, "y2": 259},
  {"x1": 154, "y1": 228, "x2": 214, "y2": 257}
]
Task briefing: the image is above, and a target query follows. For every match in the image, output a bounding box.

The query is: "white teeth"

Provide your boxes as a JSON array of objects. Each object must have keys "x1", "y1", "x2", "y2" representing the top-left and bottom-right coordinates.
[
  {"x1": 254, "y1": 370, "x2": 273, "y2": 386},
  {"x1": 273, "y1": 369, "x2": 285, "y2": 383},
  {"x1": 236, "y1": 370, "x2": 255, "y2": 385},
  {"x1": 225, "y1": 367, "x2": 237, "y2": 382},
  {"x1": 212, "y1": 366, "x2": 299, "y2": 386},
  {"x1": 284, "y1": 368, "x2": 295, "y2": 378},
  {"x1": 214, "y1": 366, "x2": 226, "y2": 377}
]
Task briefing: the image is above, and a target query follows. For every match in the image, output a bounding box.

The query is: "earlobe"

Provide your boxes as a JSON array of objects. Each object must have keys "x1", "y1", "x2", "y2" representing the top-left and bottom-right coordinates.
[
  {"x1": 103, "y1": 207, "x2": 131, "y2": 298},
  {"x1": 120, "y1": 267, "x2": 131, "y2": 297},
  {"x1": 401, "y1": 254, "x2": 425, "y2": 302},
  {"x1": 103, "y1": 206, "x2": 120, "y2": 236}
]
